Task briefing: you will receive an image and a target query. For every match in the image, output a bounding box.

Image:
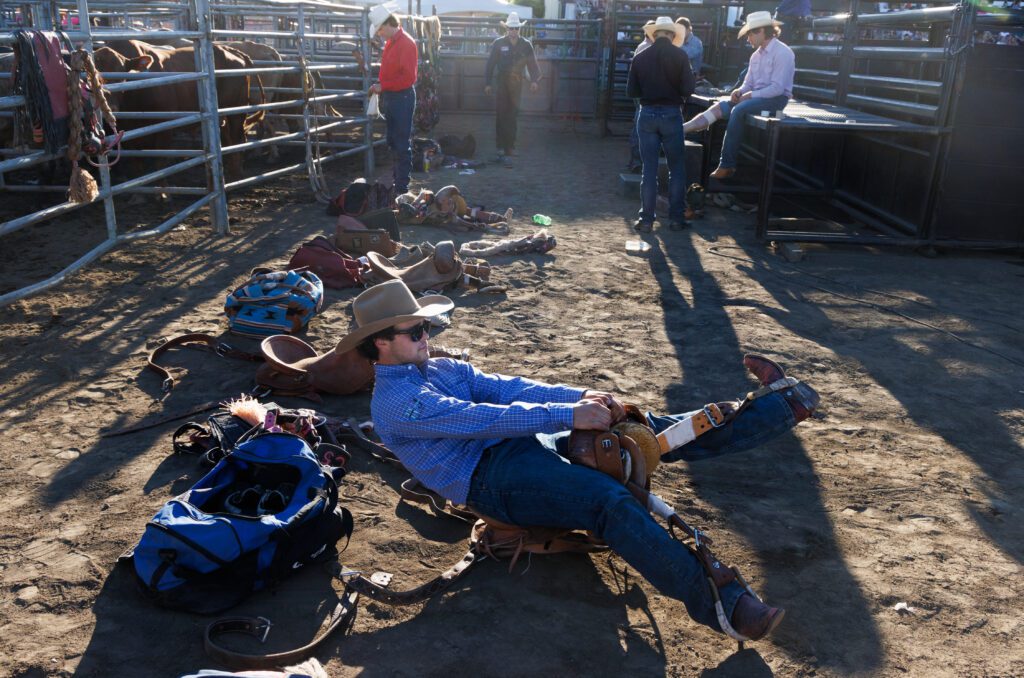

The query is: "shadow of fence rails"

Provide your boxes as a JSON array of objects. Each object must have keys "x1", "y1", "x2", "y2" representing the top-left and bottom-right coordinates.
[{"x1": 0, "y1": 200, "x2": 351, "y2": 506}]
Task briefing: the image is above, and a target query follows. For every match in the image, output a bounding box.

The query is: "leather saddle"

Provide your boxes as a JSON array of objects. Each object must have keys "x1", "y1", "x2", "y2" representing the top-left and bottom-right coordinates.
[
  {"x1": 256, "y1": 335, "x2": 469, "y2": 402},
  {"x1": 256, "y1": 335, "x2": 376, "y2": 402},
  {"x1": 366, "y1": 240, "x2": 464, "y2": 292},
  {"x1": 567, "y1": 404, "x2": 661, "y2": 485}
]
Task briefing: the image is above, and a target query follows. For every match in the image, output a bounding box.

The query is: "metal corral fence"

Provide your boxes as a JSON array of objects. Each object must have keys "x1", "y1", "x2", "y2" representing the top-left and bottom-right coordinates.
[
  {"x1": 0, "y1": 0, "x2": 387, "y2": 306},
  {"x1": 751, "y1": 0, "x2": 1024, "y2": 246},
  {"x1": 435, "y1": 15, "x2": 602, "y2": 117},
  {"x1": 602, "y1": 0, "x2": 739, "y2": 126}
]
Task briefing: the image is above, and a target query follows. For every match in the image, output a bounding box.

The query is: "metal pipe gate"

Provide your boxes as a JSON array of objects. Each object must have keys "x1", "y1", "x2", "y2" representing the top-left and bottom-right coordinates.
[
  {"x1": 0, "y1": 0, "x2": 383, "y2": 306},
  {"x1": 435, "y1": 15, "x2": 602, "y2": 117}
]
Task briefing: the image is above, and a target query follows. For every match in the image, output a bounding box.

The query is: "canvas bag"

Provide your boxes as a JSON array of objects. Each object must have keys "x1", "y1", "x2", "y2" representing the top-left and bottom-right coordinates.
[
  {"x1": 124, "y1": 432, "x2": 354, "y2": 614},
  {"x1": 288, "y1": 236, "x2": 364, "y2": 289},
  {"x1": 224, "y1": 269, "x2": 324, "y2": 338}
]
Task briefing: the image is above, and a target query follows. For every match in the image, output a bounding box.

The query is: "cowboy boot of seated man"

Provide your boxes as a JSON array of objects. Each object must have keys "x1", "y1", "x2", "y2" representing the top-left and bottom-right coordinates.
[
  {"x1": 731, "y1": 593, "x2": 785, "y2": 640},
  {"x1": 743, "y1": 353, "x2": 820, "y2": 423}
]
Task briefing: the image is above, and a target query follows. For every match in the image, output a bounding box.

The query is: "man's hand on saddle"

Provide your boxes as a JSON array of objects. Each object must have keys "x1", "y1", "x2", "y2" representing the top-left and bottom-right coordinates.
[
  {"x1": 571, "y1": 400, "x2": 613, "y2": 430},
  {"x1": 581, "y1": 390, "x2": 626, "y2": 422}
]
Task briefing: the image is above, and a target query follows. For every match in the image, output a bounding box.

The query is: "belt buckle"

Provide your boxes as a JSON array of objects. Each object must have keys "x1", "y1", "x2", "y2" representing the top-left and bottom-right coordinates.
[
  {"x1": 255, "y1": 616, "x2": 272, "y2": 643},
  {"x1": 702, "y1": 404, "x2": 725, "y2": 428}
]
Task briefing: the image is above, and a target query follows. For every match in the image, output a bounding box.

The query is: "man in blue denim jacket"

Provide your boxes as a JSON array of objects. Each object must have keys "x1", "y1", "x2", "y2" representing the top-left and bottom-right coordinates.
[{"x1": 338, "y1": 279, "x2": 820, "y2": 642}]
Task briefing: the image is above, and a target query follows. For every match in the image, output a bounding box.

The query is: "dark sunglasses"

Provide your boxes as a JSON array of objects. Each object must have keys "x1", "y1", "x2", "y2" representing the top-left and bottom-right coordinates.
[{"x1": 392, "y1": 320, "x2": 432, "y2": 342}]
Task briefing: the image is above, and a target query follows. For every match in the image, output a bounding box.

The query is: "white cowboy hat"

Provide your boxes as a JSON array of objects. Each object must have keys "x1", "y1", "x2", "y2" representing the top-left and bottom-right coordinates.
[
  {"x1": 369, "y1": 2, "x2": 400, "y2": 37},
  {"x1": 643, "y1": 16, "x2": 685, "y2": 47},
  {"x1": 738, "y1": 11, "x2": 783, "y2": 38},
  {"x1": 501, "y1": 12, "x2": 525, "y2": 29},
  {"x1": 334, "y1": 279, "x2": 454, "y2": 355}
]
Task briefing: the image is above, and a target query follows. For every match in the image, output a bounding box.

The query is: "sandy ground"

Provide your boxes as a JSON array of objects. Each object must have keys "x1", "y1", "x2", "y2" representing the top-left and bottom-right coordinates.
[{"x1": 1, "y1": 112, "x2": 1022, "y2": 678}]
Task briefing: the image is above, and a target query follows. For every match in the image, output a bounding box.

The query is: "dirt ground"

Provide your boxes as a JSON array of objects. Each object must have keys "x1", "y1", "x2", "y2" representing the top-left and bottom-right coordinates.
[{"x1": 1, "y1": 112, "x2": 1022, "y2": 678}]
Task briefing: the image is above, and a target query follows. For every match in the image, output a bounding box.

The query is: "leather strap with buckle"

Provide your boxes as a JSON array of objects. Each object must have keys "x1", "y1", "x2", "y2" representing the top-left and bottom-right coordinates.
[
  {"x1": 655, "y1": 402, "x2": 727, "y2": 454},
  {"x1": 204, "y1": 587, "x2": 359, "y2": 671},
  {"x1": 147, "y1": 333, "x2": 262, "y2": 395}
]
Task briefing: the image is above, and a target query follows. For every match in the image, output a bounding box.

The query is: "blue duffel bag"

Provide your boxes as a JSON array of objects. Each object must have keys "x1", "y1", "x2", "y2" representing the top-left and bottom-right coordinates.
[{"x1": 124, "y1": 432, "x2": 352, "y2": 613}]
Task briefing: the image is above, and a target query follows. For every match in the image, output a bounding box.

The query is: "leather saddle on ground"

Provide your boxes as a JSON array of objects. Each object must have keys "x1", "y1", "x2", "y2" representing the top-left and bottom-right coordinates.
[
  {"x1": 256, "y1": 335, "x2": 469, "y2": 402},
  {"x1": 256, "y1": 335, "x2": 376, "y2": 402},
  {"x1": 366, "y1": 240, "x2": 464, "y2": 292}
]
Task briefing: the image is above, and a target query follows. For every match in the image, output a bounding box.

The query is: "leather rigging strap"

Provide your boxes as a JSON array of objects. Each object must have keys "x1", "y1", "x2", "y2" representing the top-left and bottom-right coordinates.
[
  {"x1": 147, "y1": 333, "x2": 263, "y2": 395},
  {"x1": 399, "y1": 478, "x2": 478, "y2": 524},
  {"x1": 203, "y1": 550, "x2": 480, "y2": 670},
  {"x1": 342, "y1": 549, "x2": 479, "y2": 606},
  {"x1": 204, "y1": 586, "x2": 359, "y2": 671}
]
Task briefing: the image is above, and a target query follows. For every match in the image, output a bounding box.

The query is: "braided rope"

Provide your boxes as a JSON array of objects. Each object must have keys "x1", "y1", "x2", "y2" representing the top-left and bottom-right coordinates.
[
  {"x1": 80, "y1": 49, "x2": 117, "y2": 132},
  {"x1": 65, "y1": 52, "x2": 85, "y2": 164},
  {"x1": 66, "y1": 50, "x2": 98, "y2": 203}
]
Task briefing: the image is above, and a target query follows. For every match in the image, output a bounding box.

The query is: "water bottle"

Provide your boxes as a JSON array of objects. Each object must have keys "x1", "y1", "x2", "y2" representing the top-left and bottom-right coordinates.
[
  {"x1": 532, "y1": 214, "x2": 552, "y2": 226},
  {"x1": 625, "y1": 240, "x2": 651, "y2": 253}
]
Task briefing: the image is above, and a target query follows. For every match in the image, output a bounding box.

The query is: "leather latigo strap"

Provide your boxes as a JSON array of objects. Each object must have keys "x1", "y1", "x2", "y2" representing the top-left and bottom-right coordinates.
[
  {"x1": 344, "y1": 549, "x2": 478, "y2": 606},
  {"x1": 148, "y1": 333, "x2": 262, "y2": 394},
  {"x1": 204, "y1": 587, "x2": 359, "y2": 671},
  {"x1": 399, "y1": 478, "x2": 478, "y2": 523}
]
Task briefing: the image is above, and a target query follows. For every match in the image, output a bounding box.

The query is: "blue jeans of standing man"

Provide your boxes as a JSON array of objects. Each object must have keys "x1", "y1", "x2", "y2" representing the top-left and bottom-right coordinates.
[
  {"x1": 382, "y1": 87, "x2": 416, "y2": 194},
  {"x1": 637, "y1": 104, "x2": 686, "y2": 224},
  {"x1": 465, "y1": 390, "x2": 800, "y2": 634},
  {"x1": 718, "y1": 95, "x2": 788, "y2": 170}
]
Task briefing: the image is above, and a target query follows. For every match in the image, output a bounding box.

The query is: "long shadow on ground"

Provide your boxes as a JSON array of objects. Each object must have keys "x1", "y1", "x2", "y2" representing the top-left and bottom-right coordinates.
[{"x1": 642, "y1": 224, "x2": 883, "y2": 673}]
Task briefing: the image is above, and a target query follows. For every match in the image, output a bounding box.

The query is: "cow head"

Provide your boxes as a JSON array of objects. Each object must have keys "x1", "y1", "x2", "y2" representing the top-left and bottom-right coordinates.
[{"x1": 92, "y1": 47, "x2": 154, "y2": 111}]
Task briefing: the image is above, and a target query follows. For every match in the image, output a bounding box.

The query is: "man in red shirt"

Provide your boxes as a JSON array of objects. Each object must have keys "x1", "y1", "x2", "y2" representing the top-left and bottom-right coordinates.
[{"x1": 369, "y1": 4, "x2": 418, "y2": 194}]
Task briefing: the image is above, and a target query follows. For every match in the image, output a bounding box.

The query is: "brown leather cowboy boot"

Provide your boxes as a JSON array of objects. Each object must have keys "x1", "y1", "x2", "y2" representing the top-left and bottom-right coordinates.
[
  {"x1": 730, "y1": 594, "x2": 785, "y2": 640},
  {"x1": 743, "y1": 353, "x2": 786, "y2": 386},
  {"x1": 743, "y1": 354, "x2": 819, "y2": 424}
]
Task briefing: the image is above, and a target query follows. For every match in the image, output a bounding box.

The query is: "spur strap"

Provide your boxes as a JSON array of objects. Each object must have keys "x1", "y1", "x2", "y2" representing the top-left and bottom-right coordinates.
[
  {"x1": 204, "y1": 586, "x2": 359, "y2": 671},
  {"x1": 148, "y1": 333, "x2": 262, "y2": 394}
]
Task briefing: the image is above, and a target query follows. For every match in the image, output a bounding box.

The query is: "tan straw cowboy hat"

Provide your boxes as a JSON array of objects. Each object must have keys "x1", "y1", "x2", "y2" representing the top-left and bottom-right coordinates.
[
  {"x1": 501, "y1": 12, "x2": 525, "y2": 29},
  {"x1": 643, "y1": 16, "x2": 685, "y2": 47},
  {"x1": 334, "y1": 279, "x2": 454, "y2": 355},
  {"x1": 738, "y1": 11, "x2": 783, "y2": 38}
]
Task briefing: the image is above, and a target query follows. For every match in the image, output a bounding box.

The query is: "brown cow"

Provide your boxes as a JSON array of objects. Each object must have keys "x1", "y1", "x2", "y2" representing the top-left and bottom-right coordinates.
[
  {"x1": 224, "y1": 41, "x2": 285, "y2": 158},
  {"x1": 93, "y1": 42, "x2": 264, "y2": 180}
]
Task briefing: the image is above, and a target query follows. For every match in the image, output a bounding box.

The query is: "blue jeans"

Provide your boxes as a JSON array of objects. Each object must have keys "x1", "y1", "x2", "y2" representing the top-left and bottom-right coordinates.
[
  {"x1": 718, "y1": 95, "x2": 789, "y2": 169},
  {"x1": 628, "y1": 102, "x2": 640, "y2": 164},
  {"x1": 382, "y1": 88, "x2": 416, "y2": 193},
  {"x1": 637, "y1": 104, "x2": 686, "y2": 223},
  {"x1": 465, "y1": 391, "x2": 798, "y2": 634}
]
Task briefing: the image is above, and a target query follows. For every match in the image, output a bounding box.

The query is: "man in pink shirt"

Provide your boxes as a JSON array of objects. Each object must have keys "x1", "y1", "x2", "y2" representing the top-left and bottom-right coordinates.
[
  {"x1": 683, "y1": 11, "x2": 795, "y2": 179},
  {"x1": 369, "y1": 4, "x2": 419, "y2": 194}
]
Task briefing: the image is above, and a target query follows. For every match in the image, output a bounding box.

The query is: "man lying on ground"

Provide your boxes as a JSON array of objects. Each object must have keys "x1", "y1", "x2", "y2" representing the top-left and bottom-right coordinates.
[{"x1": 335, "y1": 279, "x2": 822, "y2": 641}]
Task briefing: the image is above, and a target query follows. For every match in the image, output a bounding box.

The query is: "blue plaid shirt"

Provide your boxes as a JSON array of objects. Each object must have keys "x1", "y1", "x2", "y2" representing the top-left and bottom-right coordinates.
[{"x1": 371, "y1": 359, "x2": 585, "y2": 504}]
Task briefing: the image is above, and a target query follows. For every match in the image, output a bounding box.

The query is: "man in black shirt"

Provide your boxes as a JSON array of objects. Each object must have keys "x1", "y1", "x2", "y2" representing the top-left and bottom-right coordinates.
[
  {"x1": 626, "y1": 16, "x2": 695, "y2": 232},
  {"x1": 484, "y1": 12, "x2": 541, "y2": 163}
]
